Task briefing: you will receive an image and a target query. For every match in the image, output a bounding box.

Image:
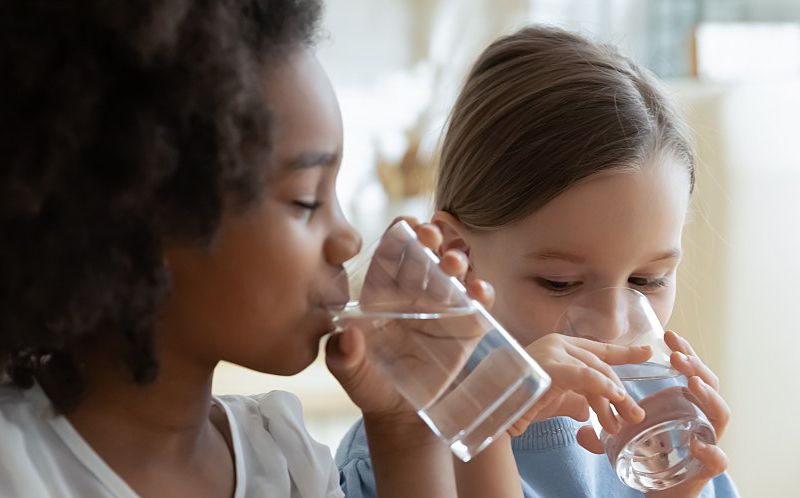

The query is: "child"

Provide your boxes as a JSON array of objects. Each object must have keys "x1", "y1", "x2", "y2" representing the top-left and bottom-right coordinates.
[
  {"x1": 337, "y1": 26, "x2": 739, "y2": 498},
  {"x1": 0, "y1": 3, "x2": 645, "y2": 497}
]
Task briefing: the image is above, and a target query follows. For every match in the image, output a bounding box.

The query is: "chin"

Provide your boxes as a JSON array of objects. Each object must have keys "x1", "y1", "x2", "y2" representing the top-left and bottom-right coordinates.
[{"x1": 263, "y1": 338, "x2": 323, "y2": 376}]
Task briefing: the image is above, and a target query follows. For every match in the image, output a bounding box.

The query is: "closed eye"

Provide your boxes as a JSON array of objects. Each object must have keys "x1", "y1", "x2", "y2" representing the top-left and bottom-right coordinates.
[
  {"x1": 293, "y1": 200, "x2": 323, "y2": 211},
  {"x1": 628, "y1": 276, "x2": 670, "y2": 290},
  {"x1": 535, "y1": 278, "x2": 582, "y2": 294}
]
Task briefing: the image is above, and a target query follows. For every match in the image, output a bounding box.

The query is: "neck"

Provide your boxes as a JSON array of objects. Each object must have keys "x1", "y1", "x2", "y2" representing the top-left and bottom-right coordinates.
[{"x1": 63, "y1": 339, "x2": 220, "y2": 459}]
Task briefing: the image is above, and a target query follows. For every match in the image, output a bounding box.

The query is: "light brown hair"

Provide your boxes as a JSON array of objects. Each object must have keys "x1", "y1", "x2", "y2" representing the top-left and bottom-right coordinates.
[{"x1": 435, "y1": 25, "x2": 695, "y2": 230}]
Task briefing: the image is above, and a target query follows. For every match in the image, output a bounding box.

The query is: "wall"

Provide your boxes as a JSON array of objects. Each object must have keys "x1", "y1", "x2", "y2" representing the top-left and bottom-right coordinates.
[{"x1": 670, "y1": 80, "x2": 800, "y2": 497}]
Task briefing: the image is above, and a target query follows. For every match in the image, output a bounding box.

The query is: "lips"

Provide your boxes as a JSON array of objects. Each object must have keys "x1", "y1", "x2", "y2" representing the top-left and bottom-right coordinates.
[{"x1": 319, "y1": 272, "x2": 350, "y2": 311}]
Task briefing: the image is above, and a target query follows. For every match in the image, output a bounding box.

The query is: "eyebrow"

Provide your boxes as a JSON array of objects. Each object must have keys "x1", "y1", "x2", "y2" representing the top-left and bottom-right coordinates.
[
  {"x1": 525, "y1": 250, "x2": 586, "y2": 264},
  {"x1": 647, "y1": 248, "x2": 682, "y2": 263},
  {"x1": 285, "y1": 152, "x2": 339, "y2": 170},
  {"x1": 525, "y1": 248, "x2": 682, "y2": 264}
]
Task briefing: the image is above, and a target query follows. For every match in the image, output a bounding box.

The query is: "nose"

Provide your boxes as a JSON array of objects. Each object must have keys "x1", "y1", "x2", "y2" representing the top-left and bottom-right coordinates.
[
  {"x1": 324, "y1": 209, "x2": 362, "y2": 267},
  {"x1": 588, "y1": 290, "x2": 631, "y2": 342},
  {"x1": 564, "y1": 288, "x2": 632, "y2": 343}
]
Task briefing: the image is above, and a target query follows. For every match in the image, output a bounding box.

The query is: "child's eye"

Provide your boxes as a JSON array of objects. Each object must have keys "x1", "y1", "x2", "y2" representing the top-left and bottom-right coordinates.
[
  {"x1": 628, "y1": 276, "x2": 669, "y2": 290},
  {"x1": 535, "y1": 278, "x2": 581, "y2": 294},
  {"x1": 293, "y1": 200, "x2": 323, "y2": 211}
]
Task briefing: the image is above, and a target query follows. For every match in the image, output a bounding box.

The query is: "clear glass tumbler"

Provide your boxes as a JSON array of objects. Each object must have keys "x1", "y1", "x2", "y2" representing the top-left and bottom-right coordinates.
[
  {"x1": 560, "y1": 287, "x2": 717, "y2": 491},
  {"x1": 326, "y1": 221, "x2": 551, "y2": 461}
]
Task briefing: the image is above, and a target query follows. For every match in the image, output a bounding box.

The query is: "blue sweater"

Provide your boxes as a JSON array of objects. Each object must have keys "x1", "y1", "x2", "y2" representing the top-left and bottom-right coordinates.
[{"x1": 336, "y1": 416, "x2": 738, "y2": 497}]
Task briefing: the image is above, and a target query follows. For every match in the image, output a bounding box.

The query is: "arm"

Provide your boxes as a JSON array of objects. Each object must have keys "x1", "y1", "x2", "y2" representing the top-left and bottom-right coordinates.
[
  {"x1": 327, "y1": 221, "x2": 484, "y2": 498},
  {"x1": 453, "y1": 434, "x2": 523, "y2": 498},
  {"x1": 364, "y1": 413, "x2": 456, "y2": 498}
]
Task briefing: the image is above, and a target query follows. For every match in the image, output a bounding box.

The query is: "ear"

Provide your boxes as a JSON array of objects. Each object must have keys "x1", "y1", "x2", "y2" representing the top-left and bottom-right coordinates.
[{"x1": 431, "y1": 210, "x2": 471, "y2": 259}]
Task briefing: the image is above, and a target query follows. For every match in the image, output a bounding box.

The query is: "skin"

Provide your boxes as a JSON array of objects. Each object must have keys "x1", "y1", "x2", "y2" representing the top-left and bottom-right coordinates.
[
  {"x1": 55, "y1": 45, "x2": 721, "y2": 498},
  {"x1": 433, "y1": 159, "x2": 731, "y2": 497},
  {"x1": 59, "y1": 49, "x2": 522, "y2": 498},
  {"x1": 63, "y1": 49, "x2": 361, "y2": 498}
]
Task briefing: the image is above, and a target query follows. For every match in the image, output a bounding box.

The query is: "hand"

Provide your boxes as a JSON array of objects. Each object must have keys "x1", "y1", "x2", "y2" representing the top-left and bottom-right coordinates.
[
  {"x1": 572, "y1": 330, "x2": 730, "y2": 497},
  {"x1": 508, "y1": 334, "x2": 651, "y2": 436},
  {"x1": 326, "y1": 217, "x2": 496, "y2": 422},
  {"x1": 641, "y1": 330, "x2": 730, "y2": 498}
]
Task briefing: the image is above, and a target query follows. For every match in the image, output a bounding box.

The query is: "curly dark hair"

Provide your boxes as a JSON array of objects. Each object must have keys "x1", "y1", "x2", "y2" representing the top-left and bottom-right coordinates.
[{"x1": 0, "y1": 0, "x2": 322, "y2": 412}]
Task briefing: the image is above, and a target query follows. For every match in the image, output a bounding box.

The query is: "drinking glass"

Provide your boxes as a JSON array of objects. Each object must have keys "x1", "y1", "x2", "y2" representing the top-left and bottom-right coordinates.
[
  {"x1": 560, "y1": 287, "x2": 717, "y2": 491},
  {"x1": 326, "y1": 221, "x2": 551, "y2": 461}
]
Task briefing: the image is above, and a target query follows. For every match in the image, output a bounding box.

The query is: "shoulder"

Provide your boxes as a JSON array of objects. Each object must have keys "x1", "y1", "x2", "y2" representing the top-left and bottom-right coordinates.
[
  {"x1": 334, "y1": 418, "x2": 378, "y2": 498},
  {"x1": 0, "y1": 384, "x2": 61, "y2": 496},
  {"x1": 219, "y1": 390, "x2": 315, "y2": 451},
  {"x1": 0, "y1": 383, "x2": 44, "y2": 432},
  {"x1": 0, "y1": 382, "x2": 25, "y2": 406},
  {"x1": 220, "y1": 390, "x2": 304, "y2": 423},
  {"x1": 218, "y1": 391, "x2": 344, "y2": 498},
  {"x1": 702, "y1": 472, "x2": 740, "y2": 498},
  {"x1": 335, "y1": 416, "x2": 369, "y2": 466},
  {"x1": 0, "y1": 383, "x2": 26, "y2": 438}
]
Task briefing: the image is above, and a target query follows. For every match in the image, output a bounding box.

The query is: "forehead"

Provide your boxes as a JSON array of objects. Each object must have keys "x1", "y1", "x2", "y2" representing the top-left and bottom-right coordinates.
[
  {"x1": 261, "y1": 49, "x2": 343, "y2": 164},
  {"x1": 500, "y1": 161, "x2": 691, "y2": 262}
]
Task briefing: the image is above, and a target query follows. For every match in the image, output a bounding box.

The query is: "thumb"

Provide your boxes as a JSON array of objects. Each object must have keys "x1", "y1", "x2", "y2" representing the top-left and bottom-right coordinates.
[
  {"x1": 325, "y1": 327, "x2": 367, "y2": 387},
  {"x1": 558, "y1": 393, "x2": 591, "y2": 422},
  {"x1": 576, "y1": 425, "x2": 605, "y2": 454}
]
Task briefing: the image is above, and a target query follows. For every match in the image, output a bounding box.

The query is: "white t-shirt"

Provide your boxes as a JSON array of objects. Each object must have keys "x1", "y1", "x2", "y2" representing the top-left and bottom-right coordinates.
[{"x1": 0, "y1": 383, "x2": 344, "y2": 498}]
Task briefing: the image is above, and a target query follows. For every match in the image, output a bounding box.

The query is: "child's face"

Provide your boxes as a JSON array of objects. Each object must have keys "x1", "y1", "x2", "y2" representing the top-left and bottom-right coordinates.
[
  {"x1": 457, "y1": 160, "x2": 690, "y2": 346},
  {"x1": 160, "y1": 50, "x2": 360, "y2": 375}
]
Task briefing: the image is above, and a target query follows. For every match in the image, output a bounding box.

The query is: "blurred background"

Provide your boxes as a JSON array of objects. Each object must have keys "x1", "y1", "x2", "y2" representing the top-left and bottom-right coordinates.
[{"x1": 213, "y1": 1, "x2": 800, "y2": 495}]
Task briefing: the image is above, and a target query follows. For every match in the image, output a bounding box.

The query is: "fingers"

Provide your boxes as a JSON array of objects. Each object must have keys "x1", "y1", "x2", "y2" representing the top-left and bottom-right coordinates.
[
  {"x1": 426, "y1": 247, "x2": 491, "y2": 309},
  {"x1": 566, "y1": 344, "x2": 624, "y2": 388},
  {"x1": 507, "y1": 393, "x2": 552, "y2": 437},
  {"x1": 414, "y1": 222, "x2": 443, "y2": 252},
  {"x1": 573, "y1": 365, "x2": 644, "y2": 427},
  {"x1": 568, "y1": 337, "x2": 652, "y2": 366},
  {"x1": 439, "y1": 249, "x2": 468, "y2": 277},
  {"x1": 383, "y1": 223, "x2": 442, "y2": 298},
  {"x1": 690, "y1": 439, "x2": 728, "y2": 480},
  {"x1": 380, "y1": 221, "x2": 472, "y2": 307},
  {"x1": 576, "y1": 425, "x2": 605, "y2": 454},
  {"x1": 557, "y1": 392, "x2": 591, "y2": 422},
  {"x1": 664, "y1": 329, "x2": 697, "y2": 356},
  {"x1": 466, "y1": 279, "x2": 495, "y2": 309},
  {"x1": 508, "y1": 391, "x2": 589, "y2": 436},
  {"x1": 666, "y1": 330, "x2": 720, "y2": 391},
  {"x1": 671, "y1": 350, "x2": 720, "y2": 391},
  {"x1": 562, "y1": 345, "x2": 645, "y2": 425},
  {"x1": 387, "y1": 216, "x2": 421, "y2": 234},
  {"x1": 325, "y1": 327, "x2": 367, "y2": 383},
  {"x1": 546, "y1": 363, "x2": 627, "y2": 406},
  {"x1": 688, "y1": 376, "x2": 731, "y2": 438},
  {"x1": 394, "y1": 245, "x2": 433, "y2": 293},
  {"x1": 587, "y1": 395, "x2": 621, "y2": 434}
]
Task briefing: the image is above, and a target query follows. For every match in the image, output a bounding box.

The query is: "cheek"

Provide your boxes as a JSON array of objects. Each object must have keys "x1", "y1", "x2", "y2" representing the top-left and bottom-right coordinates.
[
  {"x1": 207, "y1": 224, "x2": 319, "y2": 337},
  {"x1": 649, "y1": 287, "x2": 678, "y2": 326},
  {"x1": 470, "y1": 251, "x2": 561, "y2": 344},
  {"x1": 487, "y1": 277, "x2": 565, "y2": 345}
]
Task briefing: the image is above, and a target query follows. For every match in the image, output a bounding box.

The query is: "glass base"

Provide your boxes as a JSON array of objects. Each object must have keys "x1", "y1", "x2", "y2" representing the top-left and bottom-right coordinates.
[
  {"x1": 615, "y1": 417, "x2": 717, "y2": 492},
  {"x1": 420, "y1": 373, "x2": 548, "y2": 462}
]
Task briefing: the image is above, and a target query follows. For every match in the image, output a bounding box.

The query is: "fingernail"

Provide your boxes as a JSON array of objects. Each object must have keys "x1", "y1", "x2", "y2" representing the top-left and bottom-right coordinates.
[
  {"x1": 694, "y1": 376, "x2": 710, "y2": 390},
  {"x1": 694, "y1": 439, "x2": 708, "y2": 450},
  {"x1": 676, "y1": 352, "x2": 688, "y2": 362}
]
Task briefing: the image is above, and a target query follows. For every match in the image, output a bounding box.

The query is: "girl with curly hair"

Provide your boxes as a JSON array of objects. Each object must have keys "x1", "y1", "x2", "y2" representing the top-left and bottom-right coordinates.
[
  {"x1": 0, "y1": 1, "x2": 658, "y2": 496},
  {"x1": 0, "y1": 1, "x2": 502, "y2": 496}
]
